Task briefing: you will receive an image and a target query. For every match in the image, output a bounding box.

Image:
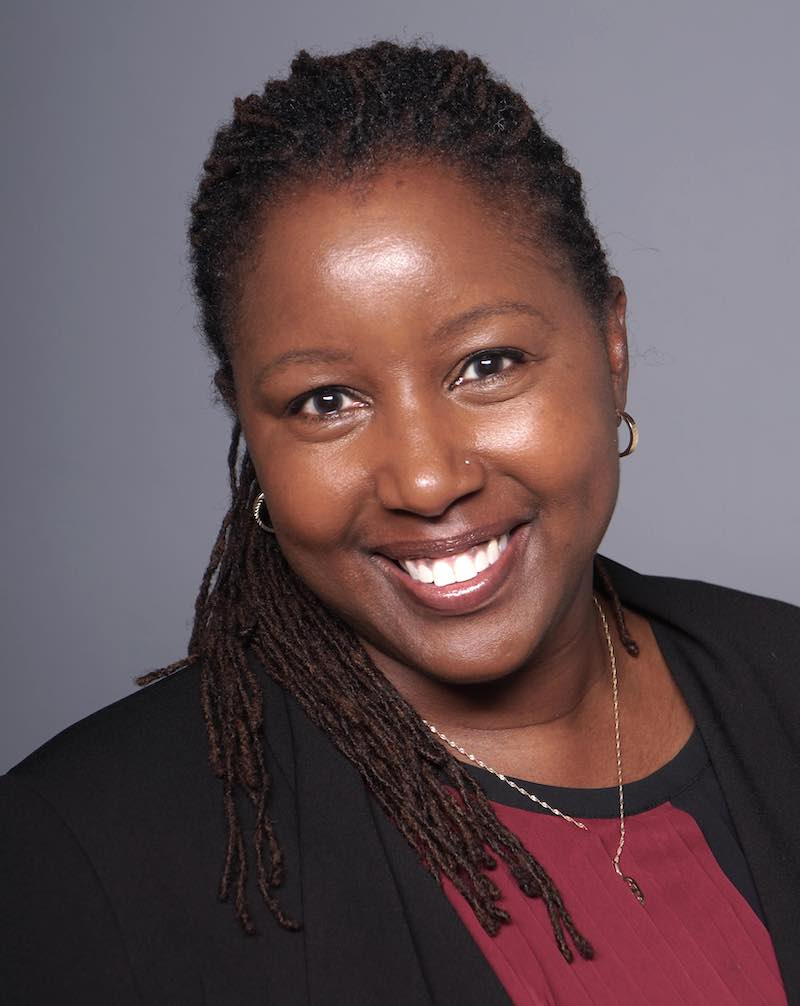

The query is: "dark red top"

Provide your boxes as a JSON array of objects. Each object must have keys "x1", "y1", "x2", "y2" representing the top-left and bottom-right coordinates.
[{"x1": 442, "y1": 728, "x2": 787, "y2": 1004}]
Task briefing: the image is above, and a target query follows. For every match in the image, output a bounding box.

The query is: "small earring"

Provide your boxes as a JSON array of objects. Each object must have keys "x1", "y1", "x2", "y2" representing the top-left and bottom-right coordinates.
[
  {"x1": 253, "y1": 491, "x2": 275, "y2": 533},
  {"x1": 617, "y1": 410, "x2": 639, "y2": 458}
]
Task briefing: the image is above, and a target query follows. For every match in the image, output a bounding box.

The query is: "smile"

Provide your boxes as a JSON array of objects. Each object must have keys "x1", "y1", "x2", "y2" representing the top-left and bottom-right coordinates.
[
  {"x1": 373, "y1": 522, "x2": 529, "y2": 616},
  {"x1": 397, "y1": 533, "x2": 509, "y2": 586}
]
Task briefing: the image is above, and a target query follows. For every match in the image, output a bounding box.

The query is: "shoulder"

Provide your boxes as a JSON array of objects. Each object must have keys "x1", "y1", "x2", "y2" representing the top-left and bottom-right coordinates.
[
  {"x1": 0, "y1": 663, "x2": 221, "y2": 912},
  {"x1": 3, "y1": 654, "x2": 295, "y2": 828},
  {"x1": 6, "y1": 662, "x2": 208, "y2": 801},
  {"x1": 0, "y1": 661, "x2": 303, "y2": 999},
  {"x1": 0, "y1": 654, "x2": 299, "y2": 921},
  {"x1": 599, "y1": 554, "x2": 800, "y2": 658},
  {"x1": 0, "y1": 666, "x2": 210, "y2": 1000}
]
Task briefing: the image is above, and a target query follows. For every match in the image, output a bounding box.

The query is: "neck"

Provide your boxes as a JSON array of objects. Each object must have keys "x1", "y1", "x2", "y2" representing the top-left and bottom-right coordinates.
[
  {"x1": 361, "y1": 576, "x2": 697, "y2": 789},
  {"x1": 362, "y1": 577, "x2": 615, "y2": 742}
]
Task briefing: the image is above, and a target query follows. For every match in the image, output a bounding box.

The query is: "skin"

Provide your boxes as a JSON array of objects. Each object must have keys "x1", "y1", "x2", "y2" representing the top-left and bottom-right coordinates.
[{"x1": 230, "y1": 160, "x2": 694, "y2": 787}]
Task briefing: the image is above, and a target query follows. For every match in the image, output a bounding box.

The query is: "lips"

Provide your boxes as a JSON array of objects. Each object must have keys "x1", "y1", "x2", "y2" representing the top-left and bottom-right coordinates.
[
  {"x1": 397, "y1": 532, "x2": 509, "y2": 586},
  {"x1": 374, "y1": 518, "x2": 525, "y2": 563},
  {"x1": 372, "y1": 521, "x2": 530, "y2": 615}
]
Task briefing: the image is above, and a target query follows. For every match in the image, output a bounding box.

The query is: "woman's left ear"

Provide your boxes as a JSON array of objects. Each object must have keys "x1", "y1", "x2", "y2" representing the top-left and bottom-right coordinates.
[{"x1": 604, "y1": 277, "x2": 629, "y2": 413}]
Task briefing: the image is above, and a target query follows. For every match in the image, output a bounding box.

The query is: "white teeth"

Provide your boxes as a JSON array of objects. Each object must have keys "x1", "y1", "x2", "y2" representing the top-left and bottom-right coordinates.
[
  {"x1": 398, "y1": 532, "x2": 511, "y2": 586},
  {"x1": 453, "y1": 553, "x2": 477, "y2": 582},
  {"x1": 432, "y1": 559, "x2": 457, "y2": 587},
  {"x1": 415, "y1": 561, "x2": 434, "y2": 583}
]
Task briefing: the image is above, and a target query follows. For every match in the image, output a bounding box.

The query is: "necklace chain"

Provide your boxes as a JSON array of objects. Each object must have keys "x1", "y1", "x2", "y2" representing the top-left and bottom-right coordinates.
[
  {"x1": 422, "y1": 593, "x2": 645, "y2": 903},
  {"x1": 421, "y1": 727, "x2": 589, "y2": 830}
]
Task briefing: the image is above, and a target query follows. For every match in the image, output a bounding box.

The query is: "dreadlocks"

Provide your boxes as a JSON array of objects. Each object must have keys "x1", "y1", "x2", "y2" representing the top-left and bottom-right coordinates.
[{"x1": 136, "y1": 39, "x2": 638, "y2": 964}]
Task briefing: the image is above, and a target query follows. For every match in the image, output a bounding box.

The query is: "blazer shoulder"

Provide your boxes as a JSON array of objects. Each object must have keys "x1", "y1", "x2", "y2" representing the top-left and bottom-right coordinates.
[
  {"x1": 600, "y1": 554, "x2": 800, "y2": 656},
  {"x1": 11, "y1": 661, "x2": 203, "y2": 772},
  {"x1": 5, "y1": 662, "x2": 214, "y2": 827},
  {"x1": 648, "y1": 569, "x2": 799, "y2": 619},
  {"x1": 8, "y1": 654, "x2": 297, "y2": 821}
]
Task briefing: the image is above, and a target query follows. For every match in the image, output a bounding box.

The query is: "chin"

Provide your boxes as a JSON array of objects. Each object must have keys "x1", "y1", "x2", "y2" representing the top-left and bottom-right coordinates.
[
  {"x1": 383, "y1": 625, "x2": 542, "y2": 688},
  {"x1": 422, "y1": 662, "x2": 525, "y2": 688}
]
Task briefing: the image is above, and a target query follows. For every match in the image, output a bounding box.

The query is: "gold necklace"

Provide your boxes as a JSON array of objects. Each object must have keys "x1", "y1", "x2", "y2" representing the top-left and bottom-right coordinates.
[{"x1": 422, "y1": 594, "x2": 645, "y2": 903}]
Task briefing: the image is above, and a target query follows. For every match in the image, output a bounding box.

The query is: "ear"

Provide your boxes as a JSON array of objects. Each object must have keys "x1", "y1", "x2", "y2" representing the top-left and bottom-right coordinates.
[
  {"x1": 213, "y1": 365, "x2": 239, "y2": 418},
  {"x1": 603, "y1": 276, "x2": 629, "y2": 414}
]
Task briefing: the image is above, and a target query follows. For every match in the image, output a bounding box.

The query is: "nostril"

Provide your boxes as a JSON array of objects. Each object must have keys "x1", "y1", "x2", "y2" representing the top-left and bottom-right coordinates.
[{"x1": 372, "y1": 439, "x2": 486, "y2": 519}]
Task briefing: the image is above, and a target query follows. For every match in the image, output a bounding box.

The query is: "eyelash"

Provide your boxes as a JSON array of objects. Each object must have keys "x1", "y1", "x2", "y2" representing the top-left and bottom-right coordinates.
[
  {"x1": 286, "y1": 386, "x2": 364, "y2": 420},
  {"x1": 286, "y1": 348, "x2": 526, "y2": 421},
  {"x1": 449, "y1": 347, "x2": 525, "y2": 388}
]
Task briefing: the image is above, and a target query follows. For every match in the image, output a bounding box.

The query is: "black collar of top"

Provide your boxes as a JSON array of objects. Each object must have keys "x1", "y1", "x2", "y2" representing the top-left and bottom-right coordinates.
[{"x1": 458, "y1": 726, "x2": 707, "y2": 819}]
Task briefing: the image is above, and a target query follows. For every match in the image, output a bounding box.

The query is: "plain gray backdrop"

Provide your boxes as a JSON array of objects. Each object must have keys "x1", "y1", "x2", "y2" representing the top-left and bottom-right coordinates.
[{"x1": 2, "y1": 0, "x2": 798, "y2": 772}]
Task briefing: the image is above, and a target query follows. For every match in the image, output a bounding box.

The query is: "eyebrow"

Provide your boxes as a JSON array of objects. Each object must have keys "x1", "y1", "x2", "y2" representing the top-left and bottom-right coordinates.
[
  {"x1": 252, "y1": 300, "x2": 553, "y2": 392},
  {"x1": 428, "y1": 300, "x2": 556, "y2": 343},
  {"x1": 251, "y1": 347, "x2": 355, "y2": 392}
]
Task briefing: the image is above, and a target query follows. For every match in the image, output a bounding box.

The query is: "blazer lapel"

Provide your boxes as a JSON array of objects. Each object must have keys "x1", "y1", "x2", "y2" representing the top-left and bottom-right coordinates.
[
  {"x1": 285, "y1": 691, "x2": 512, "y2": 1005},
  {"x1": 288, "y1": 695, "x2": 433, "y2": 1004},
  {"x1": 369, "y1": 800, "x2": 514, "y2": 1005}
]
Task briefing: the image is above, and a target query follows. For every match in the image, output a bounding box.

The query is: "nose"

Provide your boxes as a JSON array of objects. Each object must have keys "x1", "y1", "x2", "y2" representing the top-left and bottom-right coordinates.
[{"x1": 373, "y1": 404, "x2": 486, "y2": 517}]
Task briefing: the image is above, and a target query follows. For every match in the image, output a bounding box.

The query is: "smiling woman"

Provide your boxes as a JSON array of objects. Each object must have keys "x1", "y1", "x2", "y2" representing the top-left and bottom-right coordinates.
[
  {"x1": 2, "y1": 40, "x2": 799, "y2": 1006},
  {"x1": 231, "y1": 161, "x2": 627, "y2": 692}
]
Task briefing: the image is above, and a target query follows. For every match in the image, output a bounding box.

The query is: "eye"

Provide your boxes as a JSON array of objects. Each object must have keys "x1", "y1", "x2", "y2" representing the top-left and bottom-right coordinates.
[
  {"x1": 453, "y1": 348, "x2": 525, "y2": 386},
  {"x1": 287, "y1": 386, "x2": 364, "y2": 419}
]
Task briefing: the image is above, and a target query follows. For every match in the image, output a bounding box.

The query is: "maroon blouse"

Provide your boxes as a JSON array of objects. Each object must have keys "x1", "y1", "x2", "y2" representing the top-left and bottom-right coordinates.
[{"x1": 442, "y1": 728, "x2": 787, "y2": 1004}]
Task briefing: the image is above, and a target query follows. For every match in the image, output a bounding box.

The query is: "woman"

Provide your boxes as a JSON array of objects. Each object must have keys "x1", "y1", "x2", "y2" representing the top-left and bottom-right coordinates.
[{"x1": 2, "y1": 40, "x2": 798, "y2": 1005}]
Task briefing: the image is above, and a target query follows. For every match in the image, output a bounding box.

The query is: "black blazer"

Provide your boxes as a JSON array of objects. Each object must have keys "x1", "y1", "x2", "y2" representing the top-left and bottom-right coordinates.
[{"x1": 2, "y1": 557, "x2": 800, "y2": 1005}]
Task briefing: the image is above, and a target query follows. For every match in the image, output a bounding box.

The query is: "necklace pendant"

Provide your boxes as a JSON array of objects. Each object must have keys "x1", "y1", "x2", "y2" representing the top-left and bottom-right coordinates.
[{"x1": 623, "y1": 874, "x2": 646, "y2": 904}]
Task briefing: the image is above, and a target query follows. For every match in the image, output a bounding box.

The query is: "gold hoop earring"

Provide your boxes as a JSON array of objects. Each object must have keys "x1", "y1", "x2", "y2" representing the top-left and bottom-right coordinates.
[
  {"x1": 253, "y1": 491, "x2": 275, "y2": 533},
  {"x1": 617, "y1": 411, "x2": 638, "y2": 458}
]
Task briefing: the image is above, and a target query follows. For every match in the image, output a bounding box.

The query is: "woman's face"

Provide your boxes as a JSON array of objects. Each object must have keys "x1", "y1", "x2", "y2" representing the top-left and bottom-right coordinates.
[{"x1": 231, "y1": 160, "x2": 629, "y2": 686}]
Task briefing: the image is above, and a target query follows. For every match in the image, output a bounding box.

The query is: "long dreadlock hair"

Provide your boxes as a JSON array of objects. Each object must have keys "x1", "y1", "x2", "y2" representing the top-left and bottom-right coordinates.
[{"x1": 136, "y1": 39, "x2": 640, "y2": 964}]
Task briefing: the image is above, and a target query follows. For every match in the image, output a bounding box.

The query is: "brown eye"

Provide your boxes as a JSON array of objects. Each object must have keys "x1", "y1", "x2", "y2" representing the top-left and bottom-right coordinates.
[
  {"x1": 457, "y1": 349, "x2": 524, "y2": 384},
  {"x1": 308, "y1": 390, "x2": 345, "y2": 414},
  {"x1": 288, "y1": 386, "x2": 362, "y2": 419}
]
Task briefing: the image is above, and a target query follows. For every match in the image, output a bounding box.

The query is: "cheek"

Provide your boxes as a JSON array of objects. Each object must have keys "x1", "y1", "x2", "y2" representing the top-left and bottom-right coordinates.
[
  {"x1": 254, "y1": 442, "x2": 385, "y2": 634},
  {"x1": 476, "y1": 373, "x2": 619, "y2": 529},
  {"x1": 256, "y1": 441, "x2": 368, "y2": 554}
]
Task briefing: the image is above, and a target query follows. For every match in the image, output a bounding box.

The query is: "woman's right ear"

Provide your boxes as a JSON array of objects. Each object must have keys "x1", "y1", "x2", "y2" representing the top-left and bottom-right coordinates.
[{"x1": 213, "y1": 366, "x2": 239, "y2": 417}]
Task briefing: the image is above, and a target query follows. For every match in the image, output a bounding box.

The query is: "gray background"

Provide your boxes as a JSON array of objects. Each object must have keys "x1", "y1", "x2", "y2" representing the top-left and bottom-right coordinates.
[{"x1": 2, "y1": 0, "x2": 797, "y2": 772}]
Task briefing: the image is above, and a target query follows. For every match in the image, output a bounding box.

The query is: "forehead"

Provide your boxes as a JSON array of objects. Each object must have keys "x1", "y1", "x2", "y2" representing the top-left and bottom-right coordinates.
[
  {"x1": 234, "y1": 161, "x2": 574, "y2": 346},
  {"x1": 265, "y1": 158, "x2": 521, "y2": 242}
]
